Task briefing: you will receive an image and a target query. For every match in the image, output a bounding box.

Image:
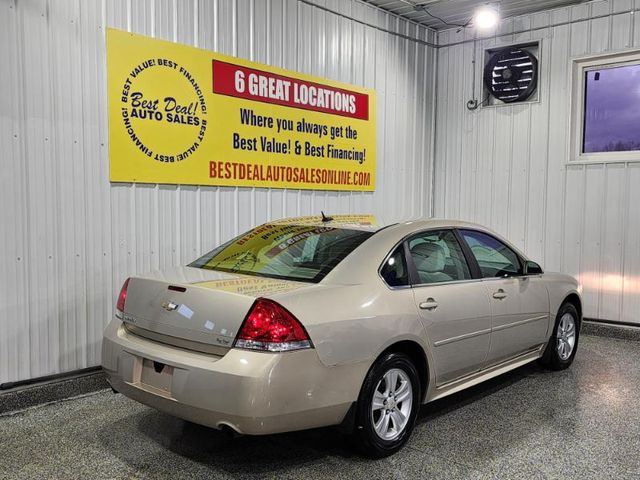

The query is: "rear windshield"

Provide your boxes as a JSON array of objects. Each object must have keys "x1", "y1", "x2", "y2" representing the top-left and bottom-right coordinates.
[{"x1": 190, "y1": 223, "x2": 374, "y2": 282}]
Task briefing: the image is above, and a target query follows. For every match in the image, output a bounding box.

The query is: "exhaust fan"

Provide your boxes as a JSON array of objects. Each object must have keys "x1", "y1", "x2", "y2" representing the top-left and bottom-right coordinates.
[{"x1": 484, "y1": 45, "x2": 538, "y2": 103}]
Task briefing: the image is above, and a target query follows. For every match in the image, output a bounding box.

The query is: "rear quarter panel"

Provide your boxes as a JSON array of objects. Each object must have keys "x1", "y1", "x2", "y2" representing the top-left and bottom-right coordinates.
[{"x1": 272, "y1": 284, "x2": 429, "y2": 369}]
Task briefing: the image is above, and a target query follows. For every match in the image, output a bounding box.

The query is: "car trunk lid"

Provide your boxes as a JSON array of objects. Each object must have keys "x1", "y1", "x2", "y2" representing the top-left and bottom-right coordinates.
[{"x1": 121, "y1": 267, "x2": 310, "y2": 353}]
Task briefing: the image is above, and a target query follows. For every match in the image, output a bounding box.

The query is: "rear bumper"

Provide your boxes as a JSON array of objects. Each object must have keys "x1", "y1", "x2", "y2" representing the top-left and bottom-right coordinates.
[{"x1": 101, "y1": 319, "x2": 363, "y2": 435}]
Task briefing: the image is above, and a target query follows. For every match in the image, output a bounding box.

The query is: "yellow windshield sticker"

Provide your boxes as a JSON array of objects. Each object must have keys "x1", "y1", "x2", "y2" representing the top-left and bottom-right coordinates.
[
  {"x1": 195, "y1": 276, "x2": 307, "y2": 297},
  {"x1": 202, "y1": 224, "x2": 333, "y2": 273},
  {"x1": 271, "y1": 214, "x2": 377, "y2": 226}
]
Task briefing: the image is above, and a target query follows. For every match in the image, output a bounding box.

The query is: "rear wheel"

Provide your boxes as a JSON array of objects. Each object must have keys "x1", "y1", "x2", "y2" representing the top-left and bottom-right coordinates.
[
  {"x1": 352, "y1": 353, "x2": 420, "y2": 458},
  {"x1": 539, "y1": 302, "x2": 580, "y2": 370}
]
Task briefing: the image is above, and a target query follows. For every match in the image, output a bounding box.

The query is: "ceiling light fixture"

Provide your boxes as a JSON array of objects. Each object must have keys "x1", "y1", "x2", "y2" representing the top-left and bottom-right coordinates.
[{"x1": 473, "y1": 5, "x2": 500, "y2": 29}]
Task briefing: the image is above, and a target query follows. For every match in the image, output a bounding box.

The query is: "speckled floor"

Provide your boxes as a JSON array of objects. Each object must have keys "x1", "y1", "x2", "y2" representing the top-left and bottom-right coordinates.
[{"x1": 1, "y1": 334, "x2": 639, "y2": 480}]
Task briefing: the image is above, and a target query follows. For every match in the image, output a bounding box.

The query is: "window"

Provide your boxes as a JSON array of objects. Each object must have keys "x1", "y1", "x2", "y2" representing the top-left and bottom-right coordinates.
[
  {"x1": 571, "y1": 51, "x2": 640, "y2": 162},
  {"x1": 583, "y1": 64, "x2": 640, "y2": 153},
  {"x1": 380, "y1": 246, "x2": 409, "y2": 287},
  {"x1": 407, "y1": 230, "x2": 471, "y2": 285},
  {"x1": 460, "y1": 230, "x2": 522, "y2": 278},
  {"x1": 190, "y1": 224, "x2": 373, "y2": 283}
]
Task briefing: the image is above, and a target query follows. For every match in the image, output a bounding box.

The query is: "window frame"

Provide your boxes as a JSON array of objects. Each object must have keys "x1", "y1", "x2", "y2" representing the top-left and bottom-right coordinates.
[
  {"x1": 458, "y1": 229, "x2": 525, "y2": 280},
  {"x1": 570, "y1": 48, "x2": 640, "y2": 164}
]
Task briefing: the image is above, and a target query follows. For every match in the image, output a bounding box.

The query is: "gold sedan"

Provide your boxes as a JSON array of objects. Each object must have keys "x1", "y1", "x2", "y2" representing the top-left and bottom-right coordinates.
[{"x1": 102, "y1": 215, "x2": 581, "y2": 457}]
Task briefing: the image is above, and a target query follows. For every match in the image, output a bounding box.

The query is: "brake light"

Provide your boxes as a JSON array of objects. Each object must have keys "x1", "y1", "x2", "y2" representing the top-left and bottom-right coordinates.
[
  {"x1": 116, "y1": 278, "x2": 130, "y2": 314},
  {"x1": 234, "y1": 298, "x2": 312, "y2": 352}
]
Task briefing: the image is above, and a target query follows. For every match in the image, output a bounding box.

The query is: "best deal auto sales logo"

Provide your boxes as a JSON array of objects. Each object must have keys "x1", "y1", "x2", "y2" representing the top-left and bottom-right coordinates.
[{"x1": 119, "y1": 57, "x2": 207, "y2": 163}]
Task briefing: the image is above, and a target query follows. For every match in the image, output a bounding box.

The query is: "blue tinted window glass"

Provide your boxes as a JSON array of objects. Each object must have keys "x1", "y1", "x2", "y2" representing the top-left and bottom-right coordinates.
[{"x1": 583, "y1": 64, "x2": 640, "y2": 153}]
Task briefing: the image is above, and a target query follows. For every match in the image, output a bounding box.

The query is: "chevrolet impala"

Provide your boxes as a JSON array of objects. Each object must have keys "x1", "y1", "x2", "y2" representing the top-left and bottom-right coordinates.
[{"x1": 102, "y1": 216, "x2": 581, "y2": 457}]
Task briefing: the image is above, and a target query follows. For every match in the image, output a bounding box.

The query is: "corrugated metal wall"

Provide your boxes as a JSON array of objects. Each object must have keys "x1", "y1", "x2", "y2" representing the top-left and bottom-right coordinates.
[
  {"x1": 434, "y1": 0, "x2": 640, "y2": 324},
  {"x1": 0, "y1": 0, "x2": 437, "y2": 384}
]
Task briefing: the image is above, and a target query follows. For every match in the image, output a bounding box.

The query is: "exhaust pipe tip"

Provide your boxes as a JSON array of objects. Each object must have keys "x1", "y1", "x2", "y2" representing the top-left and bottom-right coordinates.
[{"x1": 218, "y1": 423, "x2": 242, "y2": 438}]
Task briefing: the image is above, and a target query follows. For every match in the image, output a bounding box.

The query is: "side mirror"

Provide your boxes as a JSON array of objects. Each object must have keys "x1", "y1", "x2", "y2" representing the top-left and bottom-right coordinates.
[{"x1": 525, "y1": 261, "x2": 543, "y2": 275}]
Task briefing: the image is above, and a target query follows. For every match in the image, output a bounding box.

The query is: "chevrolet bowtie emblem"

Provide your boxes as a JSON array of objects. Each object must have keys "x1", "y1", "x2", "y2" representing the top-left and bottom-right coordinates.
[{"x1": 161, "y1": 301, "x2": 179, "y2": 311}]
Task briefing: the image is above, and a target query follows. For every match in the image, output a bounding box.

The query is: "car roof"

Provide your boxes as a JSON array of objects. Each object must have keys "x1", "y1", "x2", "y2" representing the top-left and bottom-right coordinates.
[{"x1": 270, "y1": 215, "x2": 488, "y2": 233}]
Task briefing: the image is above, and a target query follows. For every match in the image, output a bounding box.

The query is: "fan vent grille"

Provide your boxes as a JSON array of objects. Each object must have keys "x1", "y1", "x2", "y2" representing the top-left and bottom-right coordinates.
[{"x1": 484, "y1": 47, "x2": 538, "y2": 103}]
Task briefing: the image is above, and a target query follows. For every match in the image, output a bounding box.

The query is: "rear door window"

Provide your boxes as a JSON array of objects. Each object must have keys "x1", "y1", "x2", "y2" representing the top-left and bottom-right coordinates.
[{"x1": 407, "y1": 230, "x2": 471, "y2": 285}]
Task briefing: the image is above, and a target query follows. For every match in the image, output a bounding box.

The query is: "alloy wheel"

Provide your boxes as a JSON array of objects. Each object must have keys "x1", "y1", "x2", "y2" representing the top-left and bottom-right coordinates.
[
  {"x1": 556, "y1": 313, "x2": 576, "y2": 360},
  {"x1": 370, "y1": 368, "x2": 413, "y2": 441}
]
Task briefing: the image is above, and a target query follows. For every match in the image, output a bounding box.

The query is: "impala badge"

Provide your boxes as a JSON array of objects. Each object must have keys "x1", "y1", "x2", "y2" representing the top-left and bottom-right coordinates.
[{"x1": 162, "y1": 301, "x2": 179, "y2": 312}]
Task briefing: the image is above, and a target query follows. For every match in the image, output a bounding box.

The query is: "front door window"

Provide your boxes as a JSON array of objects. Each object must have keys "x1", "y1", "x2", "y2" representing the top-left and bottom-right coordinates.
[{"x1": 459, "y1": 230, "x2": 522, "y2": 278}]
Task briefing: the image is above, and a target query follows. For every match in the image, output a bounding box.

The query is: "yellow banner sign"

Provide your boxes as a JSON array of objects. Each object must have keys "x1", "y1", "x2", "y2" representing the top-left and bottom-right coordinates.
[{"x1": 106, "y1": 28, "x2": 376, "y2": 191}]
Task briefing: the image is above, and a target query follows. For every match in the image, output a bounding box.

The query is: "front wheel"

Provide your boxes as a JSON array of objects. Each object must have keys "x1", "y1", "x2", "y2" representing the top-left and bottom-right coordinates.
[
  {"x1": 352, "y1": 353, "x2": 420, "y2": 458},
  {"x1": 539, "y1": 302, "x2": 580, "y2": 370}
]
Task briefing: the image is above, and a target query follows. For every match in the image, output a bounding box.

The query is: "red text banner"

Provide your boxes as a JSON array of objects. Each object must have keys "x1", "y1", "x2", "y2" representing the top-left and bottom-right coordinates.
[{"x1": 212, "y1": 60, "x2": 369, "y2": 120}]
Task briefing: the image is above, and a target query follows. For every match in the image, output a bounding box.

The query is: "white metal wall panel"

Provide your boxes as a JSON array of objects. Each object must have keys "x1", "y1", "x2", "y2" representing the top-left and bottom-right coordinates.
[
  {"x1": 0, "y1": 0, "x2": 437, "y2": 384},
  {"x1": 435, "y1": 0, "x2": 640, "y2": 323},
  {"x1": 623, "y1": 163, "x2": 640, "y2": 323}
]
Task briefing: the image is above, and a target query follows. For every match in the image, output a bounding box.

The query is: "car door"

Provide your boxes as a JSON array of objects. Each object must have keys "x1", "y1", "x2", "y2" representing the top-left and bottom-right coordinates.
[
  {"x1": 404, "y1": 230, "x2": 492, "y2": 386},
  {"x1": 458, "y1": 229, "x2": 550, "y2": 365}
]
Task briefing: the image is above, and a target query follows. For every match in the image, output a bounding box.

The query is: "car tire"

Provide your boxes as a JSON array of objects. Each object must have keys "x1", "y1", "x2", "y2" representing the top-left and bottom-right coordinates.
[
  {"x1": 539, "y1": 302, "x2": 580, "y2": 371},
  {"x1": 352, "y1": 352, "x2": 420, "y2": 458}
]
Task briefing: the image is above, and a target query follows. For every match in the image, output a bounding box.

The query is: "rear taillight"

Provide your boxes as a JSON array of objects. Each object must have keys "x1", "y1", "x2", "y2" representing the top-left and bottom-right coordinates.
[
  {"x1": 116, "y1": 278, "x2": 130, "y2": 315},
  {"x1": 234, "y1": 298, "x2": 312, "y2": 352}
]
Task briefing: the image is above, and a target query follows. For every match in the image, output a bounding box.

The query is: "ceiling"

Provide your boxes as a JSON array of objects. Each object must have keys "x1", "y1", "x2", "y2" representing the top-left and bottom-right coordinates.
[{"x1": 361, "y1": 0, "x2": 588, "y2": 29}]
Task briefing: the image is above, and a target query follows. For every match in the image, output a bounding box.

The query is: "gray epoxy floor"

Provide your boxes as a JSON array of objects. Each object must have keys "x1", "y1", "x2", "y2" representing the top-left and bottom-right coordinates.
[{"x1": 1, "y1": 334, "x2": 639, "y2": 480}]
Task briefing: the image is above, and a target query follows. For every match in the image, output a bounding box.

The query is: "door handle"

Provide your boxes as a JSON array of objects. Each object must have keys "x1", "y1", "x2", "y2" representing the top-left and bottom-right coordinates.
[
  {"x1": 492, "y1": 289, "x2": 507, "y2": 300},
  {"x1": 419, "y1": 298, "x2": 438, "y2": 310}
]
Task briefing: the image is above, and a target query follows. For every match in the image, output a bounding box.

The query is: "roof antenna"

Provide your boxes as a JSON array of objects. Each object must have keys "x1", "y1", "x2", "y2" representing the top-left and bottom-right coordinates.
[{"x1": 321, "y1": 211, "x2": 333, "y2": 223}]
